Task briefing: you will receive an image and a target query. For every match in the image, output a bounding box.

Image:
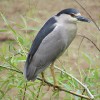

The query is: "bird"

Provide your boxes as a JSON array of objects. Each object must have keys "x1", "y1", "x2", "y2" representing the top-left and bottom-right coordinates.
[{"x1": 24, "y1": 8, "x2": 90, "y2": 86}]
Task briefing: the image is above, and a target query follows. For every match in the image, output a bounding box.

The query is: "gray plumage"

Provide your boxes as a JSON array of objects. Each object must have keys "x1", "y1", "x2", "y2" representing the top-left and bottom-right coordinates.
[{"x1": 24, "y1": 8, "x2": 90, "y2": 81}]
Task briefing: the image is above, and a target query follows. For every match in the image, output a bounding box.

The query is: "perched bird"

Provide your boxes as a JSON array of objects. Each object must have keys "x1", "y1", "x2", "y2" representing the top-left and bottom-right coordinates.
[{"x1": 24, "y1": 8, "x2": 90, "y2": 85}]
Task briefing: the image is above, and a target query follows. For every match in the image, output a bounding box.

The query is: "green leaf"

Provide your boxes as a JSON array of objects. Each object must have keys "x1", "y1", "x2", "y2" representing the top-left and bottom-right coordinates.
[
  {"x1": 59, "y1": 81, "x2": 72, "y2": 90},
  {"x1": 0, "y1": 29, "x2": 8, "y2": 32},
  {"x1": 82, "y1": 52, "x2": 94, "y2": 64},
  {"x1": 0, "y1": 13, "x2": 17, "y2": 35},
  {"x1": 17, "y1": 36, "x2": 24, "y2": 45},
  {"x1": 17, "y1": 80, "x2": 23, "y2": 88},
  {"x1": 13, "y1": 56, "x2": 26, "y2": 63}
]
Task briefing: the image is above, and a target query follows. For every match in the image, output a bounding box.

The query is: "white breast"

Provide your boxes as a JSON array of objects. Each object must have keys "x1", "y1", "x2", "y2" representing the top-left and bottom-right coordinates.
[{"x1": 55, "y1": 21, "x2": 77, "y2": 49}]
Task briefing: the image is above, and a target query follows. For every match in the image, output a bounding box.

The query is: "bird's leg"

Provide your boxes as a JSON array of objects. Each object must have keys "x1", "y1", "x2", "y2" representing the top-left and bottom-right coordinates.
[
  {"x1": 41, "y1": 72, "x2": 50, "y2": 91},
  {"x1": 50, "y1": 63, "x2": 58, "y2": 88},
  {"x1": 41, "y1": 72, "x2": 45, "y2": 85}
]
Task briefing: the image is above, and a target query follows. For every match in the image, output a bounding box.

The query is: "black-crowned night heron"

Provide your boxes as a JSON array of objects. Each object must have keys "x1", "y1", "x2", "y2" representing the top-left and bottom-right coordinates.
[{"x1": 24, "y1": 8, "x2": 90, "y2": 86}]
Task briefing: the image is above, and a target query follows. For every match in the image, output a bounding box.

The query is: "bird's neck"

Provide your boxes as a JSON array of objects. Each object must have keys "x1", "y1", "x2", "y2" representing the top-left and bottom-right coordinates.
[{"x1": 54, "y1": 15, "x2": 77, "y2": 46}]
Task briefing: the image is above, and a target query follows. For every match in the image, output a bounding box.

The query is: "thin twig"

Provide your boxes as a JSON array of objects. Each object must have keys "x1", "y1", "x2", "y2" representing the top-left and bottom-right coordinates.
[
  {"x1": 77, "y1": 35, "x2": 100, "y2": 52},
  {"x1": 36, "y1": 83, "x2": 43, "y2": 100},
  {"x1": 22, "y1": 82, "x2": 27, "y2": 100},
  {"x1": 81, "y1": 89, "x2": 86, "y2": 100},
  {"x1": 77, "y1": 36, "x2": 84, "y2": 82},
  {"x1": 0, "y1": 37, "x2": 14, "y2": 41},
  {"x1": 78, "y1": 36, "x2": 84, "y2": 55},
  {"x1": 0, "y1": 56, "x2": 22, "y2": 73},
  {"x1": 0, "y1": 65, "x2": 92, "y2": 100},
  {"x1": 73, "y1": 0, "x2": 100, "y2": 31},
  {"x1": 0, "y1": 65, "x2": 22, "y2": 74},
  {"x1": 54, "y1": 65, "x2": 94, "y2": 99},
  {"x1": 37, "y1": 77, "x2": 91, "y2": 100}
]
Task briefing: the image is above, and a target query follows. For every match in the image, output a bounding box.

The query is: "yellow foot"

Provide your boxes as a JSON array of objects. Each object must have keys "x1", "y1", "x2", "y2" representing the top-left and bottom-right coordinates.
[
  {"x1": 41, "y1": 79, "x2": 46, "y2": 86},
  {"x1": 53, "y1": 83, "x2": 59, "y2": 90},
  {"x1": 41, "y1": 72, "x2": 46, "y2": 86}
]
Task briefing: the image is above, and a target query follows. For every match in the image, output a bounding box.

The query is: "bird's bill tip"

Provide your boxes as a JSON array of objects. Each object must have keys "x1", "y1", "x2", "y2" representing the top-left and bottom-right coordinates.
[{"x1": 76, "y1": 16, "x2": 91, "y2": 23}]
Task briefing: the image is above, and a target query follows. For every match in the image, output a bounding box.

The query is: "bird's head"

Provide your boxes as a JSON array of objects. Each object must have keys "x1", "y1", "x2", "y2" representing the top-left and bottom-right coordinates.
[{"x1": 56, "y1": 8, "x2": 91, "y2": 23}]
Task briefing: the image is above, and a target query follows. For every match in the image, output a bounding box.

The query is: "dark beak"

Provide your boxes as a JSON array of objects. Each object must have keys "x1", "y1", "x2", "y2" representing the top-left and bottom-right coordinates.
[{"x1": 76, "y1": 16, "x2": 91, "y2": 23}]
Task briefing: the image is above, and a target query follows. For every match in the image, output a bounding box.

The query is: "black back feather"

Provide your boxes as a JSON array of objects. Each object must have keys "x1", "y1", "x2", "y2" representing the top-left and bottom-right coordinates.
[{"x1": 26, "y1": 17, "x2": 57, "y2": 66}]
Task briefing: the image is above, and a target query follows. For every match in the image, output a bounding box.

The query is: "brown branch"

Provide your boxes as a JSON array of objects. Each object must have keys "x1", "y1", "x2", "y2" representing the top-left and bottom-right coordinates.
[
  {"x1": 0, "y1": 37, "x2": 15, "y2": 41},
  {"x1": 0, "y1": 65, "x2": 92, "y2": 100},
  {"x1": 22, "y1": 82, "x2": 27, "y2": 100},
  {"x1": 36, "y1": 83, "x2": 42, "y2": 100},
  {"x1": 81, "y1": 89, "x2": 86, "y2": 100},
  {"x1": 37, "y1": 77, "x2": 91, "y2": 100},
  {"x1": 77, "y1": 35, "x2": 100, "y2": 52},
  {"x1": 78, "y1": 36, "x2": 84, "y2": 55},
  {"x1": 73, "y1": 0, "x2": 100, "y2": 31},
  {"x1": 0, "y1": 65, "x2": 23, "y2": 74}
]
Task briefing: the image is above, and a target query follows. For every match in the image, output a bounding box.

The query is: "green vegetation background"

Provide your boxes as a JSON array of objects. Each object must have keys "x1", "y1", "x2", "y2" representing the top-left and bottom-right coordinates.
[{"x1": 0, "y1": 0, "x2": 100, "y2": 100}]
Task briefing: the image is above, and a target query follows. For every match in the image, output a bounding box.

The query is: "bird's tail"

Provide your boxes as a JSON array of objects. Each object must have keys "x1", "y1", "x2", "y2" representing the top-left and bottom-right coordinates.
[{"x1": 24, "y1": 62, "x2": 37, "y2": 81}]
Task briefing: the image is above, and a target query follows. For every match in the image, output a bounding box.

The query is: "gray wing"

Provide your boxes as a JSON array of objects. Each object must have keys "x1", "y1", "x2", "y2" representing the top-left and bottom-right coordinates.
[{"x1": 24, "y1": 24, "x2": 66, "y2": 81}]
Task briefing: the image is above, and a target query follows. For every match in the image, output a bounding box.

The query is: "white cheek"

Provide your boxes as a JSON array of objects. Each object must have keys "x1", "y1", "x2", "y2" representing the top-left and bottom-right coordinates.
[
  {"x1": 69, "y1": 17, "x2": 78, "y2": 22},
  {"x1": 73, "y1": 18, "x2": 77, "y2": 21}
]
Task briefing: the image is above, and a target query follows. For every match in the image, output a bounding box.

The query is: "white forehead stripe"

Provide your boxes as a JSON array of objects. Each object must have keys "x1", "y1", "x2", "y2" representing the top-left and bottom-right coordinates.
[{"x1": 75, "y1": 13, "x2": 81, "y2": 16}]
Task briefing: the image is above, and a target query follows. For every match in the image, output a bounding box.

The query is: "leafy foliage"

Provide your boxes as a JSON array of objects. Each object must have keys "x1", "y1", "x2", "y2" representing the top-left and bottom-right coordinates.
[{"x1": 0, "y1": 8, "x2": 100, "y2": 100}]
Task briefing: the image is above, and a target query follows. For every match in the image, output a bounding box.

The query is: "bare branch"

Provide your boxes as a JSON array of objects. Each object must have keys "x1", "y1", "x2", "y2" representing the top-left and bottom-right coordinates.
[
  {"x1": 73, "y1": 0, "x2": 100, "y2": 31},
  {"x1": 0, "y1": 65, "x2": 93, "y2": 100},
  {"x1": 78, "y1": 36, "x2": 84, "y2": 55},
  {"x1": 0, "y1": 37, "x2": 14, "y2": 42},
  {"x1": 54, "y1": 65, "x2": 94, "y2": 99},
  {"x1": 0, "y1": 65, "x2": 23, "y2": 74},
  {"x1": 37, "y1": 77, "x2": 91, "y2": 100},
  {"x1": 36, "y1": 83, "x2": 42, "y2": 100},
  {"x1": 22, "y1": 82, "x2": 27, "y2": 100},
  {"x1": 77, "y1": 35, "x2": 100, "y2": 52},
  {"x1": 81, "y1": 89, "x2": 86, "y2": 100}
]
